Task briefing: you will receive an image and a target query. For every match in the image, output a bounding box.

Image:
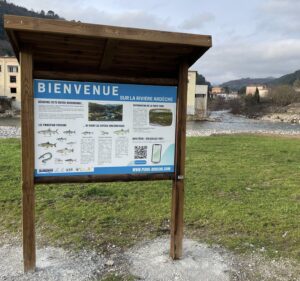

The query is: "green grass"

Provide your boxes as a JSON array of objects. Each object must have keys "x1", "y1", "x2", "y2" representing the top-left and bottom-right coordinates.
[{"x1": 0, "y1": 135, "x2": 299, "y2": 261}]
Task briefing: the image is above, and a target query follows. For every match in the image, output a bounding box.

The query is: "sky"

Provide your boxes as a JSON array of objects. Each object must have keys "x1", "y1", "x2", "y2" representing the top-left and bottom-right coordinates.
[{"x1": 9, "y1": 0, "x2": 300, "y2": 84}]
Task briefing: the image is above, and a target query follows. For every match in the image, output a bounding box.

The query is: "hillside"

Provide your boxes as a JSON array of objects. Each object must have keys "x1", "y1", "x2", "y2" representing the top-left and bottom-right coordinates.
[
  {"x1": 0, "y1": 0, "x2": 62, "y2": 55},
  {"x1": 268, "y1": 70, "x2": 300, "y2": 87},
  {"x1": 221, "y1": 77, "x2": 275, "y2": 91}
]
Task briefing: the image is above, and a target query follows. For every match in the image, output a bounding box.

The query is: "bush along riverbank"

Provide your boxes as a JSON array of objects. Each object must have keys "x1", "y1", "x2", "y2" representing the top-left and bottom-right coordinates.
[{"x1": 210, "y1": 85, "x2": 300, "y2": 124}]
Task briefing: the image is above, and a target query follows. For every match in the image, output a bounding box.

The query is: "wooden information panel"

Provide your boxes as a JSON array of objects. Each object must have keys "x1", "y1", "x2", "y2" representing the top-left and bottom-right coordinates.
[{"x1": 5, "y1": 15, "x2": 212, "y2": 272}]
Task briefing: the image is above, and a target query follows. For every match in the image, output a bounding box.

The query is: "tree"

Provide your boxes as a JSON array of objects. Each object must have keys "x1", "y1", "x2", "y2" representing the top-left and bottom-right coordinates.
[
  {"x1": 254, "y1": 87, "x2": 260, "y2": 103},
  {"x1": 238, "y1": 86, "x2": 246, "y2": 95},
  {"x1": 47, "y1": 10, "x2": 55, "y2": 17},
  {"x1": 293, "y1": 79, "x2": 300, "y2": 89},
  {"x1": 196, "y1": 72, "x2": 211, "y2": 87},
  {"x1": 223, "y1": 86, "x2": 230, "y2": 94}
]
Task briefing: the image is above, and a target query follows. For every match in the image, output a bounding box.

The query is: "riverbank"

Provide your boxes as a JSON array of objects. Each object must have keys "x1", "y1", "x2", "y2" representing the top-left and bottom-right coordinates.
[
  {"x1": 237, "y1": 102, "x2": 300, "y2": 124},
  {"x1": 259, "y1": 104, "x2": 300, "y2": 123},
  {"x1": 2, "y1": 109, "x2": 300, "y2": 139}
]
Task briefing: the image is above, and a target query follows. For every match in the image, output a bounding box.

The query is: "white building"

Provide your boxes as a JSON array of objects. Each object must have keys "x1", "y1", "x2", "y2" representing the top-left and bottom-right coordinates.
[
  {"x1": 187, "y1": 71, "x2": 196, "y2": 115},
  {"x1": 195, "y1": 85, "x2": 208, "y2": 119}
]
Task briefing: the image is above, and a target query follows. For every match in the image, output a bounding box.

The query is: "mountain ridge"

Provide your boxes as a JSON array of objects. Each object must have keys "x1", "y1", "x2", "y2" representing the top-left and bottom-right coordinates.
[{"x1": 0, "y1": 0, "x2": 62, "y2": 55}]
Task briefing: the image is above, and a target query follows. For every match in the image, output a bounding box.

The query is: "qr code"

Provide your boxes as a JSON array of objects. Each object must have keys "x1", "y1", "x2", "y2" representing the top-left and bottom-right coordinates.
[{"x1": 134, "y1": 146, "x2": 147, "y2": 159}]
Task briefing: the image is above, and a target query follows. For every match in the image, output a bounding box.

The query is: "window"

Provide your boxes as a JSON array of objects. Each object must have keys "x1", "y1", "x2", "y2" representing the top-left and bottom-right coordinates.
[
  {"x1": 0, "y1": 65, "x2": 2, "y2": 72},
  {"x1": 10, "y1": 76, "x2": 16, "y2": 83},
  {"x1": 10, "y1": 87, "x2": 17, "y2": 94},
  {"x1": 7, "y1": 65, "x2": 18, "y2": 73}
]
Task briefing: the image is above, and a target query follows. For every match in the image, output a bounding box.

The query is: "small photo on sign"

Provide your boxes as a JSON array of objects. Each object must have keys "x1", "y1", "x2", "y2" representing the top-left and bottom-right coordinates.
[
  {"x1": 149, "y1": 108, "x2": 173, "y2": 126},
  {"x1": 88, "y1": 103, "x2": 123, "y2": 121}
]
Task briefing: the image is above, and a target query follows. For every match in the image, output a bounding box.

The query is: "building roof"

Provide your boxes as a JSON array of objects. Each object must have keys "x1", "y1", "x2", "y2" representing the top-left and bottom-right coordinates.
[{"x1": 4, "y1": 15, "x2": 212, "y2": 85}]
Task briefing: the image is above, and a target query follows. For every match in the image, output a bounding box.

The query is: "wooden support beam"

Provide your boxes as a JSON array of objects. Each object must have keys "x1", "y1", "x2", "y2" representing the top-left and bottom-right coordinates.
[
  {"x1": 170, "y1": 62, "x2": 188, "y2": 259},
  {"x1": 4, "y1": 15, "x2": 212, "y2": 48},
  {"x1": 33, "y1": 70, "x2": 178, "y2": 86},
  {"x1": 99, "y1": 39, "x2": 119, "y2": 70},
  {"x1": 35, "y1": 173, "x2": 174, "y2": 185},
  {"x1": 20, "y1": 49, "x2": 36, "y2": 272}
]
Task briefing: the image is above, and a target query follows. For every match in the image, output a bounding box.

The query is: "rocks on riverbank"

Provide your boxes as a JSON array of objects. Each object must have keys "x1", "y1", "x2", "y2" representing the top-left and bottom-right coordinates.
[
  {"x1": 187, "y1": 129, "x2": 300, "y2": 137},
  {"x1": 1, "y1": 126, "x2": 300, "y2": 139},
  {"x1": 250, "y1": 103, "x2": 300, "y2": 124},
  {"x1": 0, "y1": 126, "x2": 21, "y2": 138}
]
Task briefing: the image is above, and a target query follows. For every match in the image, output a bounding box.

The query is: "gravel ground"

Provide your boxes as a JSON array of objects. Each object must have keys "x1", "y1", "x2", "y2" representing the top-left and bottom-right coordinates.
[
  {"x1": 0, "y1": 238, "x2": 299, "y2": 281},
  {"x1": 0, "y1": 245, "x2": 106, "y2": 281},
  {"x1": 126, "y1": 238, "x2": 300, "y2": 281},
  {"x1": 126, "y1": 239, "x2": 231, "y2": 281}
]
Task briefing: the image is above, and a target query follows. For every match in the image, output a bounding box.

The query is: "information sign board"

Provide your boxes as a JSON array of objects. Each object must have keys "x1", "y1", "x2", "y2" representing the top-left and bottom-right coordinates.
[{"x1": 34, "y1": 79, "x2": 177, "y2": 177}]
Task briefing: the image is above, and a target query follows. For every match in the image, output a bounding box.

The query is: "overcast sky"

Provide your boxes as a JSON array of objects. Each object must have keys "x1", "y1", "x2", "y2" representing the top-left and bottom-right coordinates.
[{"x1": 9, "y1": 0, "x2": 300, "y2": 84}]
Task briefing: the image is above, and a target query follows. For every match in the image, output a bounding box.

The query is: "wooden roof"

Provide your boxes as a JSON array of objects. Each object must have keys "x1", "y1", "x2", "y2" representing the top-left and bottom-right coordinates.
[{"x1": 4, "y1": 15, "x2": 212, "y2": 84}]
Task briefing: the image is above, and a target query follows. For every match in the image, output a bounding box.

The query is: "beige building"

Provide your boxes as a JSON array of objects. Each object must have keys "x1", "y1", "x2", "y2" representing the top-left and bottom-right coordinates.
[
  {"x1": 187, "y1": 71, "x2": 197, "y2": 115},
  {"x1": 187, "y1": 71, "x2": 208, "y2": 119},
  {"x1": 0, "y1": 56, "x2": 21, "y2": 108},
  {"x1": 211, "y1": 86, "x2": 224, "y2": 96},
  {"x1": 246, "y1": 85, "x2": 269, "y2": 98}
]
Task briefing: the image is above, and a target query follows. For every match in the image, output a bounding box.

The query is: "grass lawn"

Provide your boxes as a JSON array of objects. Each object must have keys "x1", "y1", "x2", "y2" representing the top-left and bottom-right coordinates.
[{"x1": 0, "y1": 135, "x2": 299, "y2": 261}]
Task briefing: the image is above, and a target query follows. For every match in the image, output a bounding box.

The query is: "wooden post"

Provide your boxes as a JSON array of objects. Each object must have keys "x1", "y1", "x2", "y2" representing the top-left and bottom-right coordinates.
[
  {"x1": 170, "y1": 62, "x2": 188, "y2": 259},
  {"x1": 20, "y1": 49, "x2": 36, "y2": 272}
]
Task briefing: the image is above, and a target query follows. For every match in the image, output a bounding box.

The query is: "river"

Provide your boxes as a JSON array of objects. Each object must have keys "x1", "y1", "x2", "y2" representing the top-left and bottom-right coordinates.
[
  {"x1": 187, "y1": 110, "x2": 300, "y2": 136},
  {"x1": 1, "y1": 111, "x2": 300, "y2": 138}
]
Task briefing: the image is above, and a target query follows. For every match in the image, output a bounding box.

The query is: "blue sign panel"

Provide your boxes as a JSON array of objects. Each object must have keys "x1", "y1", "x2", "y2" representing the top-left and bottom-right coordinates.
[{"x1": 34, "y1": 79, "x2": 177, "y2": 177}]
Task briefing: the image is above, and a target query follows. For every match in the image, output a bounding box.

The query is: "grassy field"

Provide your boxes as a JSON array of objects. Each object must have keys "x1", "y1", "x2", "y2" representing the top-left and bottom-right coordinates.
[{"x1": 0, "y1": 135, "x2": 299, "y2": 262}]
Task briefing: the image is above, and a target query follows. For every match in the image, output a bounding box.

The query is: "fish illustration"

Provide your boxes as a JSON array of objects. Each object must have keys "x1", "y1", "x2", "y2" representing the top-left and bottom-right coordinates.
[
  {"x1": 82, "y1": 131, "x2": 93, "y2": 135},
  {"x1": 57, "y1": 137, "x2": 67, "y2": 142},
  {"x1": 55, "y1": 158, "x2": 63, "y2": 164},
  {"x1": 38, "y1": 128, "x2": 58, "y2": 136},
  {"x1": 38, "y1": 152, "x2": 52, "y2": 163},
  {"x1": 65, "y1": 159, "x2": 76, "y2": 163},
  {"x1": 66, "y1": 142, "x2": 76, "y2": 146},
  {"x1": 63, "y1": 130, "x2": 76, "y2": 135},
  {"x1": 38, "y1": 142, "x2": 56, "y2": 148},
  {"x1": 114, "y1": 129, "x2": 129, "y2": 135},
  {"x1": 56, "y1": 148, "x2": 74, "y2": 154},
  {"x1": 100, "y1": 131, "x2": 109, "y2": 135}
]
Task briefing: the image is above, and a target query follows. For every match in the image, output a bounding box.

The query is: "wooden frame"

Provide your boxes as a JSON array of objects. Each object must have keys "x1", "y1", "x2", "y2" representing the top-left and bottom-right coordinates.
[{"x1": 5, "y1": 15, "x2": 212, "y2": 272}]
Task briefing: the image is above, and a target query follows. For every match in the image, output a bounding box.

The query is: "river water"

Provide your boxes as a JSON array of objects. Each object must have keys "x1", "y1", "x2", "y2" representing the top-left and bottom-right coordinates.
[
  {"x1": 1, "y1": 112, "x2": 300, "y2": 138},
  {"x1": 187, "y1": 110, "x2": 300, "y2": 136}
]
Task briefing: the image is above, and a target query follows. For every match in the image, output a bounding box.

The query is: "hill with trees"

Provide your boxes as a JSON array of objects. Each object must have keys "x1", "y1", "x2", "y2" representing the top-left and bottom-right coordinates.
[
  {"x1": 268, "y1": 70, "x2": 300, "y2": 87},
  {"x1": 0, "y1": 0, "x2": 62, "y2": 55},
  {"x1": 221, "y1": 77, "x2": 275, "y2": 91},
  {"x1": 196, "y1": 72, "x2": 211, "y2": 87}
]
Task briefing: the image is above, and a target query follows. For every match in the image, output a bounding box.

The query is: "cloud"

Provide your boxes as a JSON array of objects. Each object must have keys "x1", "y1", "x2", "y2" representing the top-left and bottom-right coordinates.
[
  {"x1": 179, "y1": 13, "x2": 215, "y2": 30},
  {"x1": 195, "y1": 38, "x2": 300, "y2": 84},
  {"x1": 62, "y1": 7, "x2": 174, "y2": 30},
  {"x1": 256, "y1": 0, "x2": 300, "y2": 37}
]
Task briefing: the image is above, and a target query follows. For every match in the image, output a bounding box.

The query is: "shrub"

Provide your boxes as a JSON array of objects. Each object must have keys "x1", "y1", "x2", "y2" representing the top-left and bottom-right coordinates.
[
  {"x1": 268, "y1": 85, "x2": 300, "y2": 106},
  {"x1": 229, "y1": 98, "x2": 243, "y2": 114}
]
